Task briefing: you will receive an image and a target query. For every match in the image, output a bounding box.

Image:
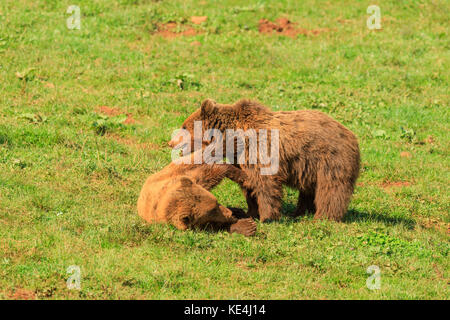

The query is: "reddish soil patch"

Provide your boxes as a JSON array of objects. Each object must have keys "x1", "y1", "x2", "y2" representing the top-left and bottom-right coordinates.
[
  {"x1": 97, "y1": 106, "x2": 136, "y2": 125},
  {"x1": 8, "y1": 288, "x2": 36, "y2": 300},
  {"x1": 191, "y1": 16, "x2": 207, "y2": 25},
  {"x1": 400, "y1": 151, "x2": 412, "y2": 158},
  {"x1": 258, "y1": 18, "x2": 329, "y2": 38},
  {"x1": 381, "y1": 181, "x2": 411, "y2": 189},
  {"x1": 155, "y1": 22, "x2": 200, "y2": 38},
  {"x1": 337, "y1": 19, "x2": 353, "y2": 24},
  {"x1": 419, "y1": 218, "x2": 450, "y2": 234},
  {"x1": 98, "y1": 106, "x2": 122, "y2": 116},
  {"x1": 358, "y1": 180, "x2": 414, "y2": 192},
  {"x1": 426, "y1": 135, "x2": 435, "y2": 144},
  {"x1": 105, "y1": 133, "x2": 135, "y2": 146},
  {"x1": 123, "y1": 115, "x2": 135, "y2": 124},
  {"x1": 105, "y1": 133, "x2": 160, "y2": 150}
]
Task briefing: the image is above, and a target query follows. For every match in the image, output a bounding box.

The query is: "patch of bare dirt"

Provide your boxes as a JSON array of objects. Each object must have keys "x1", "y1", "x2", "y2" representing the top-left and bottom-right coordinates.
[
  {"x1": 337, "y1": 18, "x2": 353, "y2": 24},
  {"x1": 96, "y1": 106, "x2": 136, "y2": 125},
  {"x1": 419, "y1": 217, "x2": 450, "y2": 234},
  {"x1": 356, "y1": 182, "x2": 365, "y2": 187},
  {"x1": 123, "y1": 115, "x2": 135, "y2": 125},
  {"x1": 381, "y1": 181, "x2": 411, "y2": 190},
  {"x1": 43, "y1": 82, "x2": 55, "y2": 89},
  {"x1": 191, "y1": 16, "x2": 207, "y2": 25},
  {"x1": 105, "y1": 133, "x2": 160, "y2": 150},
  {"x1": 8, "y1": 288, "x2": 36, "y2": 300},
  {"x1": 358, "y1": 181, "x2": 413, "y2": 191},
  {"x1": 400, "y1": 151, "x2": 412, "y2": 158},
  {"x1": 98, "y1": 106, "x2": 122, "y2": 116},
  {"x1": 432, "y1": 263, "x2": 445, "y2": 280},
  {"x1": 155, "y1": 22, "x2": 201, "y2": 38},
  {"x1": 105, "y1": 133, "x2": 135, "y2": 146},
  {"x1": 258, "y1": 18, "x2": 330, "y2": 38}
]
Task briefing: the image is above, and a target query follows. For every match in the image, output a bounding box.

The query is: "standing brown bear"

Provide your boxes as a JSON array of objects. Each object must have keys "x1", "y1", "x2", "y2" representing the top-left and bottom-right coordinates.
[{"x1": 169, "y1": 99, "x2": 360, "y2": 222}]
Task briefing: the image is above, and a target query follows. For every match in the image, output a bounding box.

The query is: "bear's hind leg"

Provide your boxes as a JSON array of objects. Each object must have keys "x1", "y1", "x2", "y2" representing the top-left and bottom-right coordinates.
[
  {"x1": 293, "y1": 191, "x2": 316, "y2": 217},
  {"x1": 314, "y1": 182, "x2": 353, "y2": 222}
]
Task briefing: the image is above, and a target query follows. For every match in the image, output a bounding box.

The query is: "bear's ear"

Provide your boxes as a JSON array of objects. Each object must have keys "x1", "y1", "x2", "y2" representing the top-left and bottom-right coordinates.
[
  {"x1": 200, "y1": 99, "x2": 217, "y2": 119},
  {"x1": 178, "y1": 176, "x2": 193, "y2": 188},
  {"x1": 235, "y1": 99, "x2": 266, "y2": 114}
]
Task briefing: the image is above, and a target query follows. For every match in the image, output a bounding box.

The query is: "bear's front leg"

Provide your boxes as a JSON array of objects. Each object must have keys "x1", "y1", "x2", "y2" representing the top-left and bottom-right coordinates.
[
  {"x1": 242, "y1": 188, "x2": 259, "y2": 219},
  {"x1": 247, "y1": 174, "x2": 283, "y2": 222},
  {"x1": 223, "y1": 165, "x2": 260, "y2": 219},
  {"x1": 202, "y1": 208, "x2": 256, "y2": 237}
]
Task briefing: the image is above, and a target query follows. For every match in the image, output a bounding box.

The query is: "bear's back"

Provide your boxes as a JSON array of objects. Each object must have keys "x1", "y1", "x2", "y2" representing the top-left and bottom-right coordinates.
[
  {"x1": 274, "y1": 109, "x2": 358, "y2": 147},
  {"x1": 270, "y1": 109, "x2": 360, "y2": 178}
]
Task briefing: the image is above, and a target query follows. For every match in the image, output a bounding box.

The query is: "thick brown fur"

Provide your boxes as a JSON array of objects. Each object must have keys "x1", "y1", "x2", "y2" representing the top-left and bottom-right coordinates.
[
  {"x1": 137, "y1": 151, "x2": 256, "y2": 236},
  {"x1": 171, "y1": 99, "x2": 360, "y2": 222}
]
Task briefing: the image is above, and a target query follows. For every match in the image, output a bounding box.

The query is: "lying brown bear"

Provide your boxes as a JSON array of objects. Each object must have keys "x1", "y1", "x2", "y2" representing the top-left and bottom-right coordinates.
[
  {"x1": 168, "y1": 99, "x2": 360, "y2": 222},
  {"x1": 137, "y1": 151, "x2": 257, "y2": 236}
]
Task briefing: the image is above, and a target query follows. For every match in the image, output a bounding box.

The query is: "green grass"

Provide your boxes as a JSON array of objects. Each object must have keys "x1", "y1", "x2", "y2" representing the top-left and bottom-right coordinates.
[{"x1": 0, "y1": 0, "x2": 449, "y2": 299}]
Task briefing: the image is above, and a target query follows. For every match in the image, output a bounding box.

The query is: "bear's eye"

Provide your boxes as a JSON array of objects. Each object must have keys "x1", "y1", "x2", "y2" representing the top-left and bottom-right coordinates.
[
  {"x1": 181, "y1": 216, "x2": 191, "y2": 225},
  {"x1": 182, "y1": 125, "x2": 187, "y2": 130}
]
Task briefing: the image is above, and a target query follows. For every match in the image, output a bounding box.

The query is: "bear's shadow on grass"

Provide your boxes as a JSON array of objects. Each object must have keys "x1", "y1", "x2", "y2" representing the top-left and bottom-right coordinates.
[
  {"x1": 344, "y1": 209, "x2": 416, "y2": 229},
  {"x1": 279, "y1": 202, "x2": 416, "y2": 229}
]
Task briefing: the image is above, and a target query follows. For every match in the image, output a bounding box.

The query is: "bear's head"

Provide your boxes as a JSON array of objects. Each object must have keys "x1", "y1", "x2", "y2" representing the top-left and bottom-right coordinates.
[
  {"x1": 168, "y1": 99, "x2": 269, "y2": 153},
  {"x1": 167, "y1": 100, "x2": 217, "y2": 151},
  {"x1": 162, "y1": 176, "x2": 237, "y2": 231},
  {"x1": 167, "y1": 108, "x2": 201, "y2": 149}
]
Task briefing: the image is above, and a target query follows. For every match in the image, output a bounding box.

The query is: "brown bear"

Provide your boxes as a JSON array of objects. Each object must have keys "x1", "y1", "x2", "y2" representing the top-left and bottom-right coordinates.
[
  {"x1": 137, "y1": 151, "x2": 257, "y2": 236},
  {"x1": 168, "y1": 99, "x2": 360, "y2": 222}
]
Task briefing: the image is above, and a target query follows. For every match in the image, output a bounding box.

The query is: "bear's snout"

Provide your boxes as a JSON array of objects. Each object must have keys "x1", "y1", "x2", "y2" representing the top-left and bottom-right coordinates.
[
  {"x1": 168, "y1": 134, "x2": 183, "y2": 148},
  {"x1": 167, "y1": 139, "x2": 176, "y2": 148}
]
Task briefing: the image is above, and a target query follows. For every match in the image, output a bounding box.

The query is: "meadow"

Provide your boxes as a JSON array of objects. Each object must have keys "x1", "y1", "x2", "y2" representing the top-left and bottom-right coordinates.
[{"x1": 0, "y1": 0, "x2": 448, "y2": 299}]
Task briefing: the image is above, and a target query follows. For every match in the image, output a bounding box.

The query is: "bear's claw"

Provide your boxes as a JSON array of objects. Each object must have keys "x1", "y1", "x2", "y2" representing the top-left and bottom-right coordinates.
[{"x1": 229, "y1": 218, "x2": 257, "y2": 237}]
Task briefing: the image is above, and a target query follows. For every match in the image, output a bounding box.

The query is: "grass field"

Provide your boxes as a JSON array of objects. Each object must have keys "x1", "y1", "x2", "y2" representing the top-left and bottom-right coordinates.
[{"x1": 0, "y1": 0, "x2": 449, "y2": 299}]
